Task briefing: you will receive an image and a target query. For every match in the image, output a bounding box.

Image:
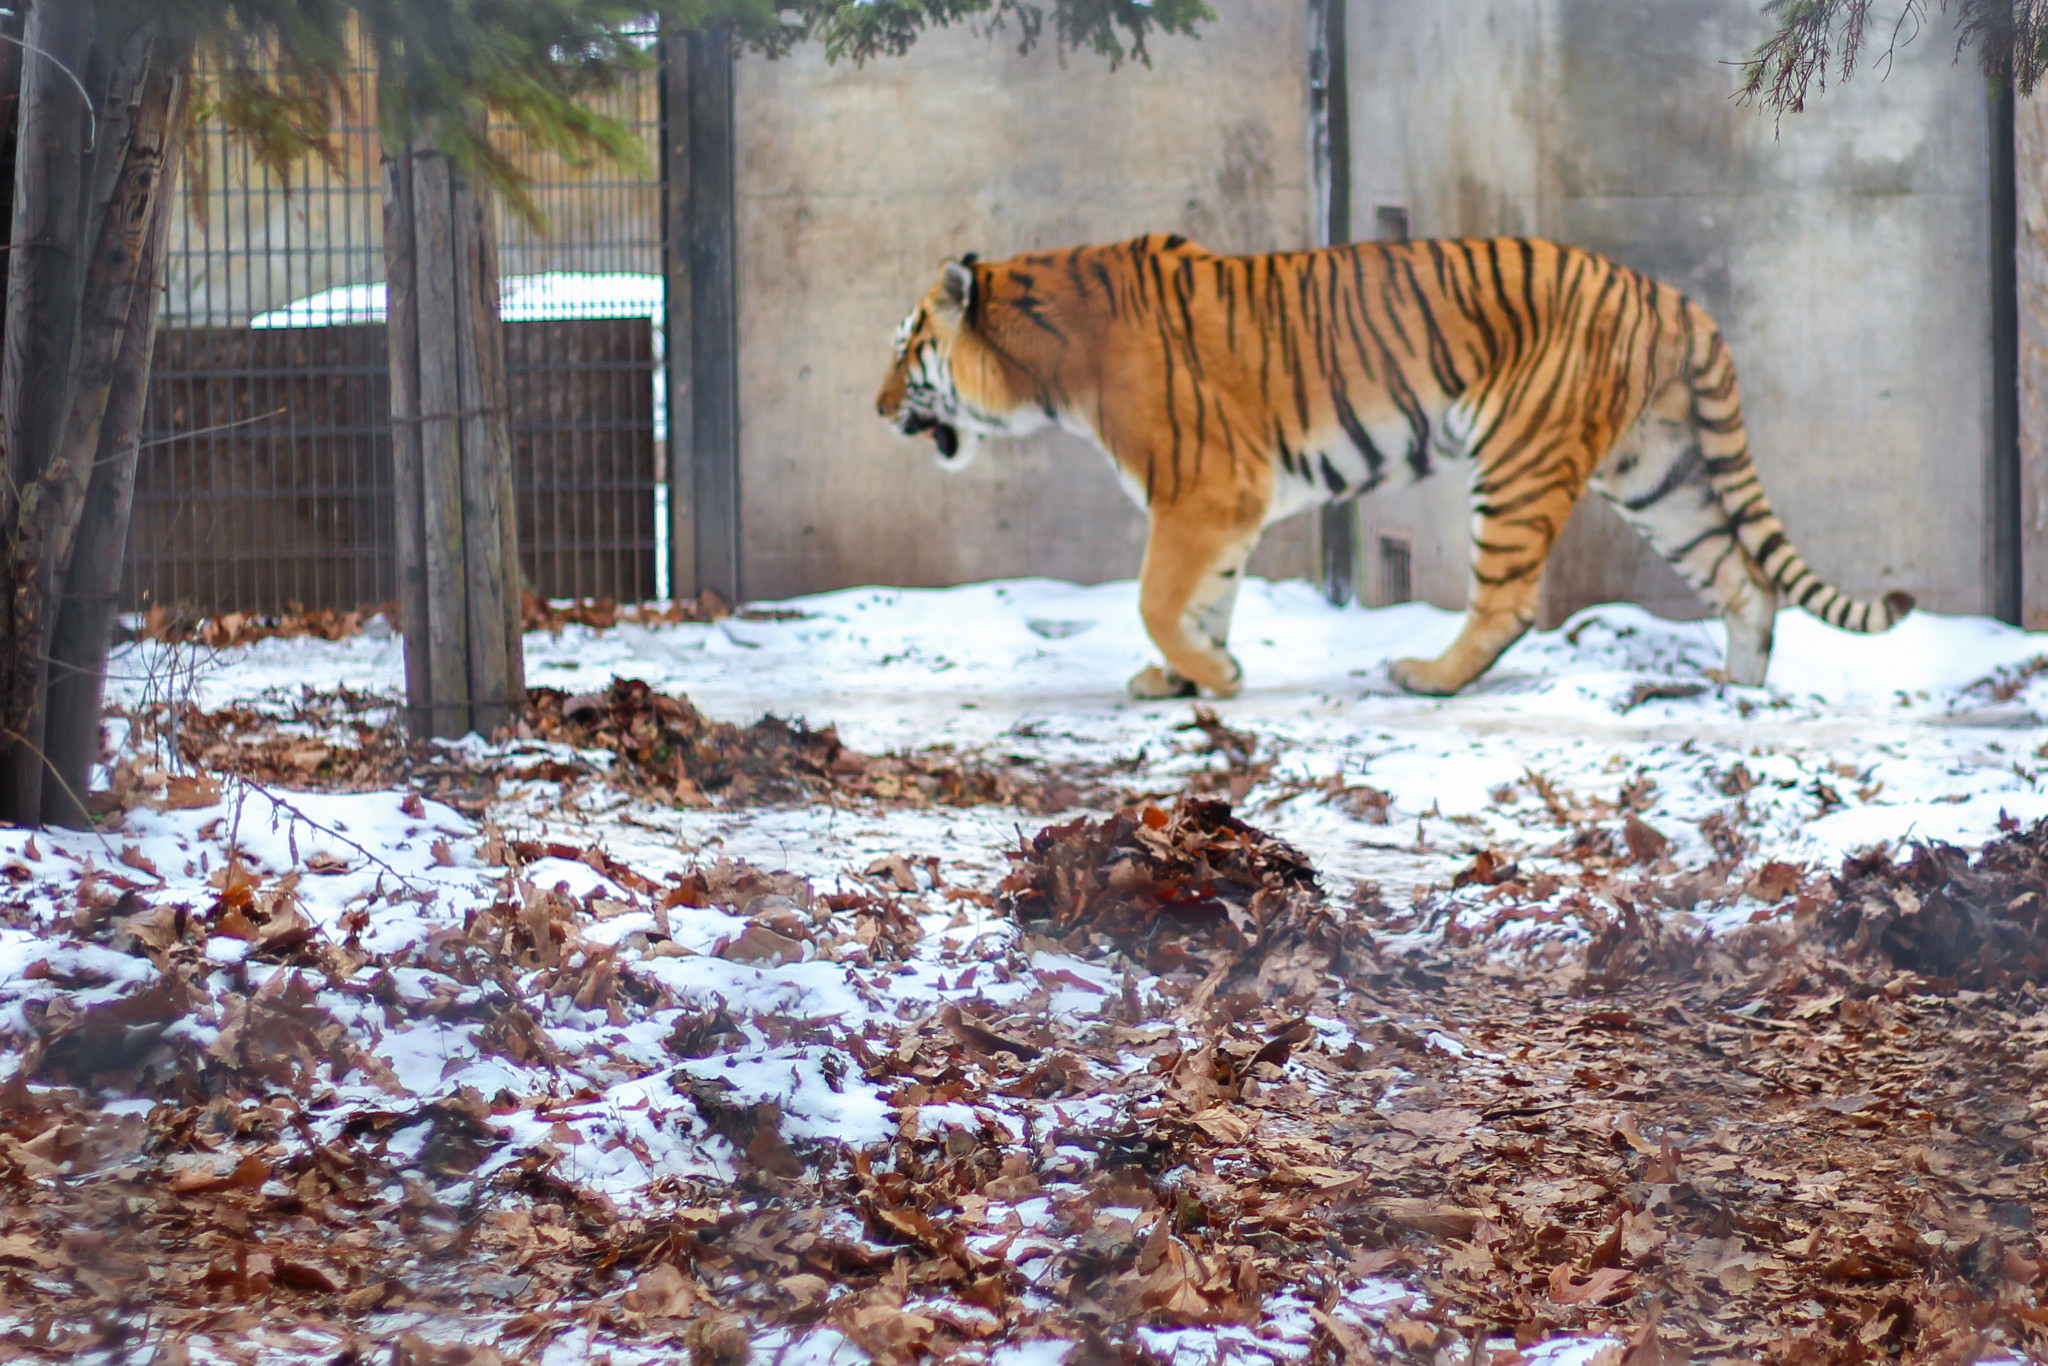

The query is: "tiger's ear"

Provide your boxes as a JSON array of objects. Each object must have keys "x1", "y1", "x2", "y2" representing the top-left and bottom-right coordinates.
[{"x1": 936, "y1": 258, "x2": 975, "y2": 324}]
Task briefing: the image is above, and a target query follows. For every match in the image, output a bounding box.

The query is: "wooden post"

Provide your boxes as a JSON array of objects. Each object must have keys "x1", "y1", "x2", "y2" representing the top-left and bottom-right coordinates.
[
  {"x1": 384, "y1": 132, "x2": 524, "y2": 738},
  {"x1": 1309, "y1": 0, "x2": 1356, "y2": 607},
  {"x1": 687, "y1": 30, "x2": 741, "y2": 604},
  {"x1": 659, "y1": 36, "x2": 697, "y2": 599}
]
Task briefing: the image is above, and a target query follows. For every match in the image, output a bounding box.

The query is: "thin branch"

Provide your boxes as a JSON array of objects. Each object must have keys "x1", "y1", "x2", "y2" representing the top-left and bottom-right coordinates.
[
  {"x1": 137, "y1": 407, "x2": 286, "y2": 450},
  {"x1": 223, "y1": 773, "x2": 433, "y2": 897},
  {"x1": 0, "y1": 29, "x2": 97, "y2": 151}
]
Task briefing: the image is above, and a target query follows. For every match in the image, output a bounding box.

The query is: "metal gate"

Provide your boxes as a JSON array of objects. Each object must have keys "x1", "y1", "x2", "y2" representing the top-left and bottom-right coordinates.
[{"x1": 128, "y1": 49, "x2": 666, "y2": 616}]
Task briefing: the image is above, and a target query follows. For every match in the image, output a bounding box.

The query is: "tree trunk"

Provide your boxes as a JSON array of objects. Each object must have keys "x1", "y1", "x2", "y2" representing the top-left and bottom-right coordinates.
[
  {"x1": 0, "y1": 2, "x2": 189, "y2": 826},
  {"x1": 43, "y1": 38, "x2": 191, "y2": 826},
  {"x1": 0, "y1": 0, "x2": 99, "y2": 824},
  {"x1": 384, "y1": 129, "x2": 524, "y2": 740}
]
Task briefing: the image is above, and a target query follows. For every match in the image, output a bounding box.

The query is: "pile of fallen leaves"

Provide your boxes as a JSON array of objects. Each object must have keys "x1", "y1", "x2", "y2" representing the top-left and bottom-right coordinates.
[
  {"x1": 519, "y1": 589, "x2": 818, "y2": 632},
  {"x1": 1827, "y1": 817, "x2": 2048, "y2": 989},
  {"x1": 529, "y1": 679, "x2": 839, "y2": 805},
  {"x1": 104, "y1": 677, "x2": 1131, "y2": 816},
  {"x1": 159, "y1": 690, "x2": 409, "y2": 792},
  {"x1": 999, "y1": 795, "x2": 1376, "y2": 995},
  {"x1": 132, "y1": 601, "x2": 396, "y2": 648},
  {"x1": 519, "y1": 589, "x2": 743, "y2": 633},
  {"x1": 528, "y1": 677, "x2": 1123, "y2": 812}
]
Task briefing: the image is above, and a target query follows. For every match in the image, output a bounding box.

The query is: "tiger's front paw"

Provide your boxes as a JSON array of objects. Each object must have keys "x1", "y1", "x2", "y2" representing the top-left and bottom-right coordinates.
[
  {"x1": 1127, "y1": 665, "x2": 1198, "y2": 700},
  {"x1": 1388, "y1": 656, "x2": 1462, "y2": 697}
]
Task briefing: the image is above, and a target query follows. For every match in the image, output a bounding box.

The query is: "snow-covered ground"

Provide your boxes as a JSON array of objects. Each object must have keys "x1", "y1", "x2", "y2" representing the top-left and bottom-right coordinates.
[
  {"x1": 120, "y1": 576, "x2": 2048, "y2": 898},
  {"x1": 7, "y1": 577, "x2": 2045, "y2": 1363}
]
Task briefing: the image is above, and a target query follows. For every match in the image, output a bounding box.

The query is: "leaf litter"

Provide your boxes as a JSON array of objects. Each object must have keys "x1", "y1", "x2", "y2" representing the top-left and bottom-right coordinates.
[
  {"x1": 7, "y1": 779, "x2": 2048, "y2": 1364},
  {"x1": 12, "y1": 580, "x2": 2048, "y2": 1363}
]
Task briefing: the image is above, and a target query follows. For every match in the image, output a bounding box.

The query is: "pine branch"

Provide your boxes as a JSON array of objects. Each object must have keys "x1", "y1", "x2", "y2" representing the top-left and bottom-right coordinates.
[
  {"x1": 96, "y1": 0, "x2": 1214, "y2": 228},
  {"x1": 1742, "y1": 0, "x2": 2048, "y2": 114}
]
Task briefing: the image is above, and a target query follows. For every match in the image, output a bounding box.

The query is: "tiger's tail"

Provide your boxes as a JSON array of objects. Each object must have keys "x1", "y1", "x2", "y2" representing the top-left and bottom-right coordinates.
[{"x1": 1683, "y1": 309, "x2": 1914, "y2": 634}]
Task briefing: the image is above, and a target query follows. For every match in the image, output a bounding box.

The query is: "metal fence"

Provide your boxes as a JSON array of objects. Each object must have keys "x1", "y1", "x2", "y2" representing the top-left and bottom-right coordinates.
[{"x1": 128, "y1": 49, "x2": 665, "y2": 616}]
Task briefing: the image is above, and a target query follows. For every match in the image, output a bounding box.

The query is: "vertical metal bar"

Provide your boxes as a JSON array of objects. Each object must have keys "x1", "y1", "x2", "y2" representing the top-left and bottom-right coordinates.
[
  {"x1": 1991, "y1": 82, "x2": 2020, "y2": 626},
  {"x1": 1310, "y1": 0, "x2": 1356, "y2": 607},
  {"x1": 688, "y1": 29, "x2": 740, "y2": 604}
]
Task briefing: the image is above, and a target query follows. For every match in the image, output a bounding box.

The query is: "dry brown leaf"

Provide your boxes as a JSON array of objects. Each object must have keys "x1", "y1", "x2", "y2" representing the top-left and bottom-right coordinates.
[
  {"x1": 166, "y1": 1152, "x2": 268, "y2": 1195},
  {"x1": 627, "y1": 1262, "x2": 699, "y2": 1318},
  {"x1": 718, "y1": 922, "x2": 808, "y2": 965},
  {"x1": 0, "y1": 1233, "x2": 58, "y2": 1269},
  {"x1": 1380, "y1": 1198, "x2": 1484, "y2": 1240},
  {"x1": 274, "y1": 1259, "x2": 342, "y2": 1293},
  {"x1": 160, "y1": 775, "x2": 222, "y2": 810},
  {"x1": 1187, "y1": 1104, "x2": 1257, "y2": 1145},
  {"x1": 1549, "y1": 1263, "x2": 1636, "y2": 1306}
]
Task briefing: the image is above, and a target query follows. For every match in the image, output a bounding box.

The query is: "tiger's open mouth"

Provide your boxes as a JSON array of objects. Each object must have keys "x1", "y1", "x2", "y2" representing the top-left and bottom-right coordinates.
[{"x1": 899, "y1": 412, "x2": 962, "y2": 460}]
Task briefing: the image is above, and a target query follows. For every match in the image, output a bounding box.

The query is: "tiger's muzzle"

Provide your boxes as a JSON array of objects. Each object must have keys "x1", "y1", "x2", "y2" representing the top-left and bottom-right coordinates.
[
  {"x1": 893, "y1": 410, "x2": 968, "y2": 465},
  {"x1": 896, "y1": 411, "x2": 955, "y2": 455}
]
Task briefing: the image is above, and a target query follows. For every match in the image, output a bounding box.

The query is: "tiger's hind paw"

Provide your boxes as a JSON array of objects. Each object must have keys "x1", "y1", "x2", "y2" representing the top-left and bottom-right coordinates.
[{"x1": 1127, "y1": 666, "x2": 1198, "y2": 700}]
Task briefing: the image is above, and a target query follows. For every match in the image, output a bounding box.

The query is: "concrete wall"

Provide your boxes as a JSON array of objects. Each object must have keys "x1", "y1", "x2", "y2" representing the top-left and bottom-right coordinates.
[
  {"x1": 1346, "y1": 0, "x2": 1997, "y2": 622},
  {"x1": 730, "y1": 6, "x2": 1317, "y2": 602},
  {"x1": 2019, "y1": 95, "x2": 2048, "y2": 631}
]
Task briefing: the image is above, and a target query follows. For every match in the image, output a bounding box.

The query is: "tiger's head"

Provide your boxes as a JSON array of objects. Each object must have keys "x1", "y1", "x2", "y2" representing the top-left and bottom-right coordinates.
[{"x1": 875, "y1": 254, "x2": 1050, "y2": 472}]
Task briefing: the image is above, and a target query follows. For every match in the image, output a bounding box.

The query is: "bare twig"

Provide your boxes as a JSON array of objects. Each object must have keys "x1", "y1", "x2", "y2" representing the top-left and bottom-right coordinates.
[{"x1": 222, "y1": 773, "x2": 434, "y2": 897}]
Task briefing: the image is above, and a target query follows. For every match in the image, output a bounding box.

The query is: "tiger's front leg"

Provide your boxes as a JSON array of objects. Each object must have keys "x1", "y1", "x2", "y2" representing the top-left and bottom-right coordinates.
[{"x1": 1129, "y1": 515, "x2": 1256, "y2": 700}]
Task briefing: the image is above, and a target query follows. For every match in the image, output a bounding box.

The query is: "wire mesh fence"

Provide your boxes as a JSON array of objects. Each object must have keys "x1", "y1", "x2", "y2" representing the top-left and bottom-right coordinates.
[{"x1": 128, "y1": 47, "x2": 665, "y2": 618}]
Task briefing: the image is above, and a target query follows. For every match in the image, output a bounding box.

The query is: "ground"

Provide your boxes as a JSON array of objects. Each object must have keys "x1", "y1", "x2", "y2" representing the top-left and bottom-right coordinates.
[{"x1": 3, "y1": 578, "x2": 2048, "y2": 1365}]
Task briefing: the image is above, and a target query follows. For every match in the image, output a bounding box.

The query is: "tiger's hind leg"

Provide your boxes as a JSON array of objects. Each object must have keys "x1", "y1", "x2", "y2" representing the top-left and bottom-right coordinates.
[
  {"x1": 1590, "y1": 381, "x2": 1777, "y2": 685},
  {"x1": 1129, "y1": 511, "x2": 1257, "y2": 700}
]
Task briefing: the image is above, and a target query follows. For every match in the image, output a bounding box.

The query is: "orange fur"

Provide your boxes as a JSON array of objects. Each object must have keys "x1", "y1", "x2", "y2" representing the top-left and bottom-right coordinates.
[{"x1": 877, "y1": 234, "x2": 1910, "y2": 697}]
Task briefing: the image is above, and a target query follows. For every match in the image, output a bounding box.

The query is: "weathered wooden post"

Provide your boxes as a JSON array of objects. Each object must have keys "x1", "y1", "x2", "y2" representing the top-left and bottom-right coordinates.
[
  {"x1": 384, "y1": 130, "x2": 524, "y2": 738},
  {"x1": 660, "y1": 29, "x2": 741, "y2": 605},
  {"x1": 1308, "y1": 0, "x2": 1356, "y2": 608}
]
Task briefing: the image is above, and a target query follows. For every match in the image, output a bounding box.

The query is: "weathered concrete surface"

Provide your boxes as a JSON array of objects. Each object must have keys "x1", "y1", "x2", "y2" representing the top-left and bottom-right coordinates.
[
  {"x1": 2019, "y1": 94, "x2": 2048, "y2": 631},
  {"x1": 1347, "y1": 0, "x2": 1996, "y2": 624},
  {"x1": 731, "y1": 6, "x2": 1315, "y2": 601}
]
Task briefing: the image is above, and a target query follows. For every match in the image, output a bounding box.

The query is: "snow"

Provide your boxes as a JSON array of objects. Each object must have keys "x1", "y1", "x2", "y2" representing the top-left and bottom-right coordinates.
[
  {"x1": 126, "y1": 577, "x2": 2048, "y2": 901},
  {"x1": 247, "y1": 272, "x2": 664, "y2": 329},
  {"x1": 1521, "y1": 1337, "x2": 1626, "y2": 1366},
  {"x1": 420, "y1": 579, "x2": 2048, "y2": 897},
  {"x1": 24, "y1": 575, "x2": 2048, "y2": 1361}
]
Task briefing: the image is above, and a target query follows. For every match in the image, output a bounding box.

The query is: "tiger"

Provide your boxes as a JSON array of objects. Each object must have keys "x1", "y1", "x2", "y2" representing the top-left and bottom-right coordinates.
[{"x1": 874, "y1": 233, "x2": 1913, "y2": 699}]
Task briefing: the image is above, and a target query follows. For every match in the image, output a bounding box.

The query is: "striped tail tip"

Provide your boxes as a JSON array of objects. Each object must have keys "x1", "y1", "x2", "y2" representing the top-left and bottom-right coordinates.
[{"x1": 1839, "y1": 588, "x2": 1914, "y2": 634}]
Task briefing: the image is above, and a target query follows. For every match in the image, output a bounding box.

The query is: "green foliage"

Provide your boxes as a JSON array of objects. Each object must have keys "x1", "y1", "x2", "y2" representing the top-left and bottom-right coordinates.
[
  {"x1": 89, "y1": 0, "x2": 1212, "y2": 225},
  {"x1": 788, "y1": 0, "x2": 1215, "y2": 67},
  {"x1": 1742, "y1": 0, "x2": 2048, "y2": 113}
]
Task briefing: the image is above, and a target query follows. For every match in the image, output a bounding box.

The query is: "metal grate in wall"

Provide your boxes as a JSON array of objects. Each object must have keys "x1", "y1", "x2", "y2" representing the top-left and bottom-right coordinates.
[{"x1": 128, "y1": 47, "x2": 665, "y2": 617}]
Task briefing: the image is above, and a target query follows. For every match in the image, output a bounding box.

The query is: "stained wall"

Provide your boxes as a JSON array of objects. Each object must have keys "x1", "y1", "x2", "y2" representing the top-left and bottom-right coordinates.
[
  {"x1": 1346, "y1": 0, "x2": 1997, "y2": 623},
  {"x1": 730, "y1": 7, "x2": 1317, "y2": 600}
]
